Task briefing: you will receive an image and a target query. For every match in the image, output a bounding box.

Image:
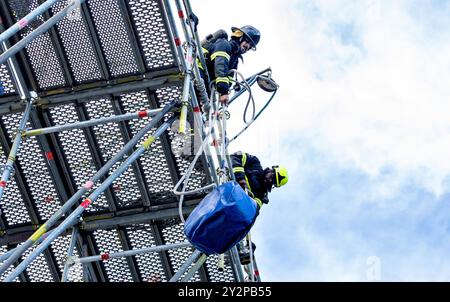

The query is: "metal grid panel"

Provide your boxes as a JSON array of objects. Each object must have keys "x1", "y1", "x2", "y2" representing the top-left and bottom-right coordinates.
[
  {"x1": 92, "y1": 229, "x2": 134, "y2": 282},
  {"x1": 0, "y1": 245, "x2": 20, "y2": 282},
  {"x1": 50, "y1": 233, "x2": 83, "y2": 282},
  {"x1": 21, "y1": 245, "x2": 54, "y2": 282},
  {"x1": 160, "y1": 219, "x2": 201, "y2": 282},
  {"x1": 7, "y1": 0, "x2": 66, "y2": 89},
  {"x1": 155, "y1": 86, "x2": 208, "y2": 191},
  {"x1": 205, "y1": 254, "x2": 235, "y2": 282},
  {"x1": 51, "y1": 1, "x2": 103, "y2": 83},
  {"x1": 125, "y1": 224, "x2": 167, "y2": 282},
  {"x1": 120, "y1": 91, "x2": 174, "y2": 203},
  {"x1": 0, "y1": 64, "x2": 16, "y2": 96},
  {"x1": 87, "y1": 0, "x2": 139, "y2": 77},
  {"x1": 84, "y1": 97, "x2": 142, "y2": 209},
  {"x1": 1, "y1": 113, "x2": 62, "y2": 221},
  {"x1": 0, "y1": 144, "x2": 30, "y2": 226},
  {"x1": 48, "y1": 103, "x2": 109, "y2": 212},
  {"x1": 128, "y1": 0, "x2": 176, "y2": 70}
]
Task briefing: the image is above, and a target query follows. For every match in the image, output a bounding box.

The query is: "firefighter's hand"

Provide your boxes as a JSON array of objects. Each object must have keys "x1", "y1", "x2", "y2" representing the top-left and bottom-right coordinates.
[
  {"x1": 219, "y1": 94, "x2": 229, "y2": 105},
  {"x1": 238, "y1": 179, "x2": 247, "y2": 190}
]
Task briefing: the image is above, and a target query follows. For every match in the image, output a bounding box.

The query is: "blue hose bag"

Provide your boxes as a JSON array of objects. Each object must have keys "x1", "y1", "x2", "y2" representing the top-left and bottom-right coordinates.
[{"x1": 184, "y1": 181, "x2": 259, "y2": 255}]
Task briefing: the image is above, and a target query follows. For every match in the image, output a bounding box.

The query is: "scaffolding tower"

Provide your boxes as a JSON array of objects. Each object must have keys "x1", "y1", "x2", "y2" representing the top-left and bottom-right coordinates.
[{"x1": 0, "y1": 0, "x2": 275, "y2": 282}]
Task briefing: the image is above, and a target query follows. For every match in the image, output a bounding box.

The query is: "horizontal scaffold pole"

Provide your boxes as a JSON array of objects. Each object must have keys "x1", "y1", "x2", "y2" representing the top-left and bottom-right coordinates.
[
  {"x1": 0, "y1": 0, "x2": 86, "y2": 65},
  {"x1": 71, "y1": 242, "x2": 191, "y2": 264},
  {"x1": 0, "y1": 101, "x2": 177, "y2": 276},
  {"x1": 23, "y1": 108, "x2": 162, "y2": 137},
  {"x1": 3, "y1": 116, "x2": 177, "y2": 282}
]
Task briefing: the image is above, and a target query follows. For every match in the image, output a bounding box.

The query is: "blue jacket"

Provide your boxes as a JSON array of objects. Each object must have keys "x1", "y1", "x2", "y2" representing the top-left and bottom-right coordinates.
[{"x1": 198, "y1": 38, "x2": 242, "y2": 95}]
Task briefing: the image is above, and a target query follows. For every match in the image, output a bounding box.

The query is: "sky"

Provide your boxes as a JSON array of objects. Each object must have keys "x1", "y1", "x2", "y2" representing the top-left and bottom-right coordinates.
[{"x1": 190, "y1": 0, "x2": 450, "y2": 281}]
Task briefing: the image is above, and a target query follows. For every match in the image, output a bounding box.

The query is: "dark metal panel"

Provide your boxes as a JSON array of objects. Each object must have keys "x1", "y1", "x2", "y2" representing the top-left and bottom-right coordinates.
[
  {"x1": 0, "y1": 119, "x2": 39, "y2": 226},
  {"x1": 91, "y1": 228, "x2": 134, "y2": 282},
  {"x1": 83, "y1": 97, "x2": 143, "y2": 210},
  {"x1": 75, "y1": 102, "x2": 118, "y2": 212},
  {"x1": 117, "y1": 0, "x2": 147, "y2": 73},
  {"x1": 117, "y1": 228, "x2": 141, "y2": 282},
  {"x1": 38, "y1": 1, "x2": 74, "y2": 87},
  {"x1": 47, "y1": 102, "x2": 110, "y2": 213},
  {"x1": 6, "y1": 0, "x2": 68, "y2": 90},
  {"x1": 126, "y1": 0, "x2": 178, "y2": 71},
  {"x1": 86, "y1": 0, "x2": 140, "y2": 77},
  {"x1": 1, "y1": 111, "x2": 64, "y2": 222},
  {"x1": 110, "y1": 95, "x2": 151, "y2": 207},
  {"x1": 49, "y1": 0, "x2": 104, "y2": 84},
  {"x1": 119, "y1": 90, "x2": 175, "y2": 205},
  {"x1": 124, "y1": 224, "x2": 167, "y2": 282}
]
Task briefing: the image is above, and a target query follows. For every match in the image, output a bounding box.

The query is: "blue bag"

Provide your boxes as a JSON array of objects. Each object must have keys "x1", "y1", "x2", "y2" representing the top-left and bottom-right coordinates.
[{"x1": 184, "y1": 181, "x2": 258, "y2": 255}]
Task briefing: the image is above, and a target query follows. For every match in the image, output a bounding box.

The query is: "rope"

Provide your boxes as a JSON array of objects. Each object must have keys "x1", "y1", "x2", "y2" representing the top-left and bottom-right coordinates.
[{"x1": 175, "y1": 105, "x2": 218, "y2": 223}]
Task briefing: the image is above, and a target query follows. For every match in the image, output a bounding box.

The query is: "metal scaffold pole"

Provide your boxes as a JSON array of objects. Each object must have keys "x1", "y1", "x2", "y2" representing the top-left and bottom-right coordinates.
[
  {"x1": 0, "y1": 0, "x2": 63, "y2": 44},
  {"x1": 168, "y1": 249, "x2": 202, "y2": 282},
  {"x1": 61, "y1": 227, "x2": 78, "y2": 282},
  {"x1": 0, "y1": 0, "x2": 86, "y2": 65},
  {"x1": 164, "y1": 0, "x2": 218, "y2": 182},
  {"x1": 0, "y1": 99, "x2": 32, "y2": 201},
  {"x1": 71, "y1": 242, "x2": 192, "y2": 265},
  {"x1": 0, "y1": 102, "x2": 177, "y2": 276},
  {"x1": 23, "y1": 108, "x2": 163, "y2": 138},
  {"x1": 3, "y1": 116, "x2": 177, "y2": 282}
]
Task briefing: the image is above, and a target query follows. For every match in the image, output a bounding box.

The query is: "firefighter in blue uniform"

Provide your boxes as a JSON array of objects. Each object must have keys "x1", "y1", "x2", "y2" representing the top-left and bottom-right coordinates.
[
  {"x1": 197, "y1": 25, "x2": 261, "y2": 105},
  {"x1": 231, "y1": 151, "x2": 288, "y2": 209}
]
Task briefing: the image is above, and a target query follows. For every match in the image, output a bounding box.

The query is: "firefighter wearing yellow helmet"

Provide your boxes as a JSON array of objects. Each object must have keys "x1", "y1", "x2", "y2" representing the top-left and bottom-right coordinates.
[{"x1": 231, "y1": 151, "x2": 288, "y2": 209}]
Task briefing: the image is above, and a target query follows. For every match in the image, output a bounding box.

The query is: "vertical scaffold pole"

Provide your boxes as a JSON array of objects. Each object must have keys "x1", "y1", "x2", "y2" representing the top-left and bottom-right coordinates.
[
  {"x1": 0, "y1": 102, "x2": 176, "y2": 275},
  {"x1": 165, "y1": 0, "x2": 218, "y2": 182},
  {"x1": 3, "y1": 117, "x2": 177, "y2": 282},
  {"x1": 0, "y1": 0, "x2": 86, "y2": 65}
]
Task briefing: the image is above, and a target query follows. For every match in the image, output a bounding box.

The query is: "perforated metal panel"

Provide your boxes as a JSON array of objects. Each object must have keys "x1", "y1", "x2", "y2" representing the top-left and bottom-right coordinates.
[
  {"x1": 125, "y1": 224, "x2": 167, "y2": 282},
  {"x1": 155, "y1": 86, "x2": 209, "y2": 192},
  {"x1": 1, "y1": 114, "x2": 62, "y2": 221},
  {"x1": 0, "y1": 64, "x2": 16, "y2": 96},
  {"x1": 48, "y1": 103, "x2": 109, "y2": 212},
  {"x1": 7, "y1": 0, "x2": 67, "y2": 89},
  {"x1": 205, "y1": 254, "x2": 235, "y2": 282},
  {"x1": 87, "y1": 0, "x2": 139, "y2": 77},
  {"x1": 128, "y1": 0, "x2": 176, "y2": 70},
  {"x1": 0, "y1": 246, "x2": 20, "y2": 282},
  {"x1": 84, "y1": 97, "x2": 143, "y2": 209},
  {"x1": 0, "y1": 0, "x2": 242, "y2": 283},
  {"x1": 161, "y1": 219, "x2": 201, "y2": 282},
  {"x1": 51, "y1": 1, "x2": 103, "y2": 83},
  {"x1": 50, "y1": 233, "x2": 84, "y2": 282},
  {"x1": 120, "y1": 91, "x2": 175, "y2": 203},
  {"x1": 92, "y1": 229, "x2": 134, "y2": 282},
  {"x1": 22, "y1": 245, "x2": 54, "y2": 282},
  {"x1": 0, "y1": 144, "x2": 31, "y2": 226}
]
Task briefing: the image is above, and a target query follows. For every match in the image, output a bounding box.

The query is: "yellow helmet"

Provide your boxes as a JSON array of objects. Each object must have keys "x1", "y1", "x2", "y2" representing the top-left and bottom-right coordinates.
[{"x1": 272, "y1": 166, "x2": 288, "y2": 188}]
